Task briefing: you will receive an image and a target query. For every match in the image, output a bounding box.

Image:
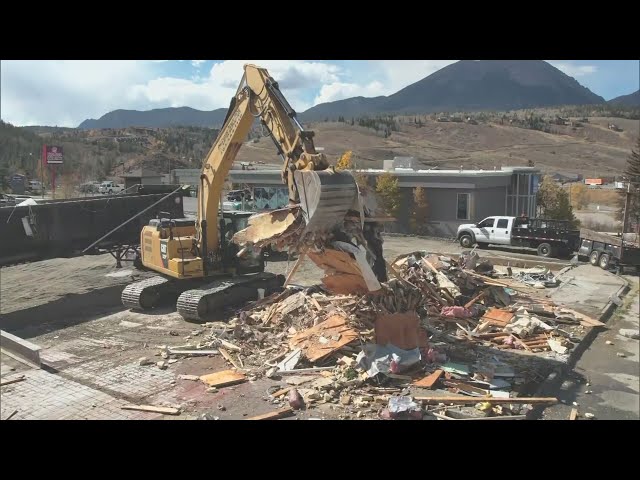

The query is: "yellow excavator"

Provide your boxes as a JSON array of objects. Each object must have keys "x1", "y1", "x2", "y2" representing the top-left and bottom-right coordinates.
[{"x1": 121, "y1": 64, "x2": 374, "y2": 322}]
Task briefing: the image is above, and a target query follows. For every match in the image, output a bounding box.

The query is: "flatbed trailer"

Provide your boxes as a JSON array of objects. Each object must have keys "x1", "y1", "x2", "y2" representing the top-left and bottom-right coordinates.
[{"x1": 577, "y1": 228, "x2": 640, "y2": 273}]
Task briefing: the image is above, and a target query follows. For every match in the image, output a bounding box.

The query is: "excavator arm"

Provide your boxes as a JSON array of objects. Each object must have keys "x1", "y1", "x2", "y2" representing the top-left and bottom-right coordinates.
[{"x1": 196, "y1": 64, "x2": 358, "y2": 262}]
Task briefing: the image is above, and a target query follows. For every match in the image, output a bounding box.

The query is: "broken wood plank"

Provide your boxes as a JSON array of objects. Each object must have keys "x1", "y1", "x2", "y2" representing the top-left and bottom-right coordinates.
[
  {"x1": 219, "y1": 347, "x2": 244, "y2": 371},
  {"x1": 219, "y1": 339, "x2": 242, "y2": 352},
  {"x1": 290, "y1": 314, "x2": 358, "y2": 363},
  {"x1": 169, "y1": 349, "x2": 219, "y2": 356},
  {"x1": 277, "y1": 366, "x2": 334, "y2": 375},
  {"x1": 569, "y1": 408, "x2": 579, "y2": 420},
  {"x1": 464, "y1": 289, "x2": 488, "y2": 309},
  {"x1": 284, "y1": 250, "x2": 307, "y2": 287},
  {"x1": 121, "y1": 404, "x2": 180, "y2": 415},
  {"x1": 246, "y1": 407, "x2": 294, "y2": 420},
  {"x1": 199, "y1": 369, "x2": 247, "y2": 388},
  {"x1": 412, "y1": 369, "x2": 443, "y2": 389},
  {"x1": 430, "y1": 411, "x2": 527, "y2": 420},
  {"x1": 309, "y1": 296, "x2": 322, "y2": 311},
  {"x1": 416, "y1": 396, "x2": 558, "y2": 405},
  {"x1": 481, "y1": 307, "x2": 515, "y2": 326},
  {"x1": 0, "y1": 375, "x2": 26, "y2": 387},
  {"x1": 270, "y1": 387, "x2": 292, "y2": 398}
]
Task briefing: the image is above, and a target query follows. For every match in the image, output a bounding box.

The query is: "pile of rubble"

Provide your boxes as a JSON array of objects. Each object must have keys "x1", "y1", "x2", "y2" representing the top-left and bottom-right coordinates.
[{"x1": 158, "y1": 250, "x2": 604, "y2": 420}]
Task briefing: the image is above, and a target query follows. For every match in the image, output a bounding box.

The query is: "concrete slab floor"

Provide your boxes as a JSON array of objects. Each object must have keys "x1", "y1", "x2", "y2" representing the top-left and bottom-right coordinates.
[{"x1": 542, "y1": 276, "x2": 640, "y2": 420}]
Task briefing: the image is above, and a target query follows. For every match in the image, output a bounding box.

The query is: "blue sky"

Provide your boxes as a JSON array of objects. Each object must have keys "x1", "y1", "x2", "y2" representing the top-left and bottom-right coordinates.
[{"x1": 1, "y1": 60, "x2": 638, "y2": 127}]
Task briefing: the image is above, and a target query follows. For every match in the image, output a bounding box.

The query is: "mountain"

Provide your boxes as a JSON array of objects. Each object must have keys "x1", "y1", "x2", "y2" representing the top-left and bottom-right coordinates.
[
  {"x1": 608, "y1": 90, "x2": 640, "y2": 106},
  {"x1": 301, "y1": 60, "x2": 605, "y2": 120},
  {"x1": 78, "y1": 106, "x2": 227, "y2": 129}
]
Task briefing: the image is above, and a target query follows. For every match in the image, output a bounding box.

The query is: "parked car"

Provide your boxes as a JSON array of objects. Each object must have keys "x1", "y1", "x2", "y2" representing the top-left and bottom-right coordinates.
[
  {"x1": 98, "y1": 181, "x2": 125, "y2": 194},
  {"x1": 27, "y1": 180, "x2": 45, "y2": 195}
]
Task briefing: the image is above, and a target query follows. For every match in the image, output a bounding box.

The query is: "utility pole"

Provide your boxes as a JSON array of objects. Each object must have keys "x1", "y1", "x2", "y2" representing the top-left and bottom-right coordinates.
[{"x1": 620, "y1": 181, "x2": 631, "y2": 264}]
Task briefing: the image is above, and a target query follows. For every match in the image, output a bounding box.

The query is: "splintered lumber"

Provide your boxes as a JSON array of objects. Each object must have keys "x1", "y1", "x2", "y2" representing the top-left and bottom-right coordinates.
[
  {"x1": 413, "y1": 369, "x2": 443, "y2": 389},
  {"x1": 290, "y1": 314, "x2": 358, "y2": 362},
  {"x1": 569, "y1": 408, "x2": 579, "y2": 420},
  {"x1": 199, "y1": 369, "x2": 247, "y2": 388},
  {"x1": 464, "y1": 289, "x2": 488, "y2": 309},
  {"x1": 284, "y1": 250, "x2": 307, "y2": 287},
  {"x1": 270, "y1": 387, "x2": 292, "y2": 398},
  {"x1": 416, "y1": 396, "x2": 558, "y2": 405},
  {"x1": 555, "y1": 307, "x2": 605, "y2": 328},
  {"x1": 121, "y1": 404, "x2": 181, "y2": 415},
  {"x1": 246, "y1": 407, "x2": 294, "y2": 420},
  {"x1": 219, "y1": 348, "x2": 244, "y2": 371}
]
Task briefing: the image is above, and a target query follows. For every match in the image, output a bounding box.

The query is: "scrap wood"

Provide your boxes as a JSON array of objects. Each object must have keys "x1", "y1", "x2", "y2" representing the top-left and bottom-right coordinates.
[
  {"x1": 219, "y1": 339, "x2": 242, "y2": 352},
  {"x1": 121, "y1": 404, "x2": 180, "y2": 415},
  {"x1": 481, "y1": 308, "x2": 515, "y2": 326},
  {"x1": 246, "y1": 407, "x2": 294, "y2": 420},
  {"x1": 277, "y1": 366, "x2": 334, "y2": 375},
  {"x1": 430, "y1": 412, "x2": 528, "y2": 420},
  {"x1": 569, "y1": 408, "x2": 579, "y2": 420},
  {"x1": 322, "y1": 273, "x2": 370, "y2": 295},
  {"x1": 442, "y1": 379, "x2": 490, "y2": 396},
  {"x1": 169, "y1": 349, "x2": 219, "y2": 356},
  {"x1": 464, "y1": 289, "x2": 488, "y2": 309},
  {"x1": 219, "y1": 347, "x2": 245, "y2": 371},
  {"x1": 270, "y1": 387, "x2": 293, "y2": 398},
  {"x1": 413, "y1": 369, "x2": 444, "y2": 388},
  {"x1": 555, "y1": 308, "x2": 605, "y2": 327},
  {"x1": 200, "y1": 369, "x2": 247, "y2": 388},
  {"x1": 290, "y1": 314, "x2": 358, "y2": 362},
  {"x1": 0, "y1": 375, "x2": 26, "y2": 387},
  {"x1": 284, "y1": 250, "x2": 307, "y2": 287},
  {"x1": 416, "y1": 396, "x2": 557, "y2": 405}
]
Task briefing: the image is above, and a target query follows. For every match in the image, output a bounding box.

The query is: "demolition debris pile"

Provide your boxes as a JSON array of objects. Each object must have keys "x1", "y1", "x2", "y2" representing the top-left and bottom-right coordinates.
[{"x1": 162, "y1": 250, "x2": 605, "y2": 420}]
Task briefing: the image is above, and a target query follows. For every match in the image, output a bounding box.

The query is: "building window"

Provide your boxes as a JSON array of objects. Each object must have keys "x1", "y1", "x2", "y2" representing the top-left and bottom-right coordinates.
[{"x1": 457, "y1": 193, "x2": 470, "y2": 220}]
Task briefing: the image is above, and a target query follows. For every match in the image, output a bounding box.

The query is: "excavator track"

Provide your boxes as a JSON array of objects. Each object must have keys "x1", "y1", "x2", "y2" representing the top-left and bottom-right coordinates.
[
  {"x1": 177, "y1": 272, "x2": 284, "y2": 323},
  {"x1": 121, "y1": 276, "x2": 174, "y2": 310}
]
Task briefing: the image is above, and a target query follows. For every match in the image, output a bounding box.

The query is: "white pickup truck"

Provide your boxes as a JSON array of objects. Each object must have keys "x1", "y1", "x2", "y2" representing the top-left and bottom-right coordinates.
[
  {"x1": 456, "y1": 216, "x2": 580, "y2": 258},
  {"x1": 98, "y1": 181, "x2": 125, "y2": 194}
]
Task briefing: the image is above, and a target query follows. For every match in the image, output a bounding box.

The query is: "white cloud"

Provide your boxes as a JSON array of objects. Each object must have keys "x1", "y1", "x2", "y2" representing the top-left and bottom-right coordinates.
[
  {"x1": 128, "y1": 60, "x2": 339, "y2": 114},
  {"x1": 1, "y1": 60, "x2": 154, "y2": 127},
  {"x1": 373, "y1": 60, "x2": 457, "y2": 93},
  {"x1": 548, "y1": 61, "x2": 598, "y2": 77},
  {"x1": 0, "y1": 60, "x2": 458, "y2": 127},
  {"x1": 314, "y1": 81, "x2": 385, "y2": 104}
]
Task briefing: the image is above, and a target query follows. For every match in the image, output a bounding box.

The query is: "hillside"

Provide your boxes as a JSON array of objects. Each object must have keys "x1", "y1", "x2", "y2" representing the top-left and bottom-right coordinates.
[
  {"x1": 2, "y1": 106, "x2": 638, "y2": 193},
  {"x1": 609, "y1": 90, "x2": 640, "y2": 107},
  {"x1": 301, "y1": 60, "x2": 605, "y2": 120},
  {"x1": 79, "y1": 107, "x2": 228, "y2": 129},
  {"x1": 234, "y1": 113, "x2": 639, "y2": 176}
]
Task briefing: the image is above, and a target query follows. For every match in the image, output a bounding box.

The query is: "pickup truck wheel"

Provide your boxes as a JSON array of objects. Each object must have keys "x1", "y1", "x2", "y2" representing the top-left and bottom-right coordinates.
[
  {"x1": 599, "y1": 253, "x2": 611, "y2": 270},
  {"x1": 537, "y1": 243, "x2": 553, "y2": 257},
  {"x1": 589, "y1": 250, "x2": 600, "y2": 266},
  {"x1": 459, "y1": 234, "x2": 474, "y2": 248}
]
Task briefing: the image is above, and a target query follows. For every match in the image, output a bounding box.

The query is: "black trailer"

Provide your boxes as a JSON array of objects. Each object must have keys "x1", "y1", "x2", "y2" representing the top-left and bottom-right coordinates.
[
  {"x1": 578, "y1": 228, "x2": 640, "y2": 273},
  {"x1": 0, "y1": 185, "x2": 188, "y2": 267}
]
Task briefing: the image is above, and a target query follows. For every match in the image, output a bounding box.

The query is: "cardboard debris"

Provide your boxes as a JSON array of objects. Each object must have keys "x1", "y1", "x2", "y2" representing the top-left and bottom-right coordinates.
[
  {"x1": 375, "y1": 311, "x2": 428, "y2": 350},
  {"x1": 290, "y1": 314, "x2": 359, "y2": 362},
  {"x1": 413, "y1": 369, "x2": 444, "y2": 388}
]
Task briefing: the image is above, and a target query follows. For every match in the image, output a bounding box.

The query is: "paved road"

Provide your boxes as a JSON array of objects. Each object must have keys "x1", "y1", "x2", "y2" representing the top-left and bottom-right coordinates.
[{"x1": 542, "y1": 275, "x2": 639, "y2": 420}]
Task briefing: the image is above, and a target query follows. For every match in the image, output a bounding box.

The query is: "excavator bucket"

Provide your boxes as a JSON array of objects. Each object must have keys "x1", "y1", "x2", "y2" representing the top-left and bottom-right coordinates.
[{"x1": 294, "y1": 169, "x2": 359, "y2": 233}]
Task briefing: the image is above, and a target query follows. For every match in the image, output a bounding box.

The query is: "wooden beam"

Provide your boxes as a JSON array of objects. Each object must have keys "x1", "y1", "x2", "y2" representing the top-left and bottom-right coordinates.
[
  {"x1": 246, "y1": 407, "x2": 294, "y2": 420},
  {"x1": 284, "y1": 250, "x2": 307, "y2": 287},
  {"x1": 416, "y1": 396, "x2": 558, "y2": 405},
  {"x1": 121, "y1": 405, "x2": 180, "y2": 415}
]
